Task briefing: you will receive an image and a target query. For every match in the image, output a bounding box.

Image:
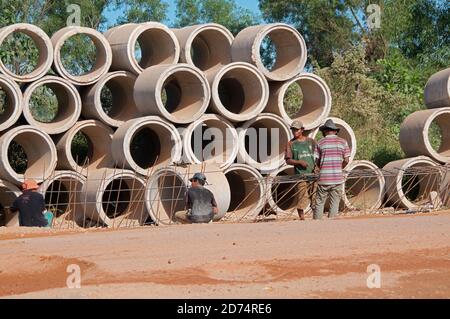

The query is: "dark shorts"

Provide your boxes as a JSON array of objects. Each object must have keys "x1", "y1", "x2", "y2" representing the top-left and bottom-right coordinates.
[{"x1": 188, "y1": 212, "x2": 214, "y2": 223}]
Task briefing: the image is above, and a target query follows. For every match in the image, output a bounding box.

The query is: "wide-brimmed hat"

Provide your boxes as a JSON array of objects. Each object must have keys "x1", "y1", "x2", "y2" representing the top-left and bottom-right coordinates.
[
  {"x1": 290, "y1": 120, "x2": 304, "y2": 130},
  {"x1": 189, "y1": 172, "x2": 207, "y2": 182},
  {"x1": 22, "y1": 179, "x2": 39, "y2": 191},
  {"x1": 319, "y1": 119, "x2": 340, "y2": 132}
]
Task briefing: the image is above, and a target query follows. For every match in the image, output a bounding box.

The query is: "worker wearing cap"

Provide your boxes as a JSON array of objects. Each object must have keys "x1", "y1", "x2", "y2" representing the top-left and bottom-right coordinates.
[
  {"x1": 314, "y1": 119, "x2": 351, "y2": 219},
  {"x1": 174, "y1": 172, "x2": 219, "y2": 224},
  {"x1": 284, "y1": 120, "x2": 318, "y2": 220},
  {"x1": 9, "y1": 179, "x2": 48, "y2": 227}
]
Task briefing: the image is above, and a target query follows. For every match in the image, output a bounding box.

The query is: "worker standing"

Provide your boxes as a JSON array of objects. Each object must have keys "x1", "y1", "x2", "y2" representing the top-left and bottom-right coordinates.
[
  {"x1": 314, "y1": 119, "x2": 350, "y2": 220},
  {"x1": 9, "y1": 179, "x2": 48, "y2": 227},
  {"x1": 284, "y1": 120, "x2": 318, "y2": 220}
]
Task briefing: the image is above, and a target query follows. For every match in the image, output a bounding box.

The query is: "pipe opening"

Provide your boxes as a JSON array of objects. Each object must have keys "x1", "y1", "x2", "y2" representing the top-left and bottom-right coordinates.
[
  {"x1": 71, "y1": 131, "x2": 93, "y2": 167},
  {"x1": 345, "y1": 173, "x2": 382, "y2": 210},
  {"x1": 44, "y1": 181, "x2": 70, "y2": 217},
  {"x1": 0, "y1": 32, "x2": 39, "y2": 76},
  {"x1": 428, "y1": 114, "x2": 450, "y2": 156},
  {"x1": 102, "y1": 178, "x2": 132, "y2": 218},
  {"x1": 151, "y1": 172, "x2": 187, "y2": 223},
  {"x1": 100, "y1": 75, "x2": 135, "y2": 120},
  {"x1": 286, "y1": 80, "x2": 325, "y2": 123},
  {"x1": 190, "y1": 30, "x2": 231, "y2": 72},
  {"x1": 0, "y1": 186, "x2": 19, "y2": 227},
  {"x1": 136, "y1": 29, "x2": 177, "y2": 67},
  {"x1": 130, "y1": 127, "x2": 161, "y2": 169},
  {"x1": 0, "y1": 86, "x2": 15, "y2": 123},
  {"x1": 260, "y1": 36, "x2": 277, "y2": 71},
  {"x1": 60, "y1": 34, "x2": 97, "y2": 76},
  {"x1": 225, "y1": 170, "x2": 261, "y2": 213},
  {"x1": 401, "y1": 164, "x2": 440, "y2": 204},
  {"x1": 271, "y1": 169, "x2": 297, "y2": 211}
]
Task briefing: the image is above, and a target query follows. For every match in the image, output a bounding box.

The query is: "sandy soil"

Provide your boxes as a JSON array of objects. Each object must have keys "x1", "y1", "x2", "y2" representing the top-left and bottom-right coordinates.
[{"x1": 0, "y1": 212, "x2": 449, "y2": 299}]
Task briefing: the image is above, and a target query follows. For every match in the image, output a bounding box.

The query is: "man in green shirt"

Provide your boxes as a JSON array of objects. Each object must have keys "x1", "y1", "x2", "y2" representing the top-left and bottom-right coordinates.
[{"x1": 284, "y1": 120, "x2": 318, "y2": 220}]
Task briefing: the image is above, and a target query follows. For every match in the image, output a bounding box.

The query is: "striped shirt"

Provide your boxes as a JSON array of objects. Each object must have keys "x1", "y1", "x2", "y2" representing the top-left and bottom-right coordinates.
[{"x1": 314, "y1": 135, "x2": 351, "y2": 185}]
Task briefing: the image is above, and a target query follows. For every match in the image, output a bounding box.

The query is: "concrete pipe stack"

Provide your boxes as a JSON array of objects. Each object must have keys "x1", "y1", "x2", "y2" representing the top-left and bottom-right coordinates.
[{"x1": 0, "y1": 19, "x2": 413, "y2": 228}]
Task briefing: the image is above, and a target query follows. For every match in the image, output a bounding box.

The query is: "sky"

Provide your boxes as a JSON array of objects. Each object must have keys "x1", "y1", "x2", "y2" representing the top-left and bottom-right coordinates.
[{"x1": 104, "y1": 0, "x2": 261, "y2": 27}]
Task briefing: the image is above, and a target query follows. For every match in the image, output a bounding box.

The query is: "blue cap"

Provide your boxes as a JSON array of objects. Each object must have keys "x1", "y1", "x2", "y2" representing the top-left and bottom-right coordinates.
[{"x1": 189, "y1": 172, "x2": 207, "y2": 182}]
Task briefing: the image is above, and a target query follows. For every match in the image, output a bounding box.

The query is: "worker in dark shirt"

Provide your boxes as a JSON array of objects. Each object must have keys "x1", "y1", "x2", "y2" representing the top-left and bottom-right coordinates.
[
  {"x1": 174, "y1": 172, "x2": 218, "y2": 224},
  {"x1": 10, "y1": 179, "x2": 48, "y2": 227}
]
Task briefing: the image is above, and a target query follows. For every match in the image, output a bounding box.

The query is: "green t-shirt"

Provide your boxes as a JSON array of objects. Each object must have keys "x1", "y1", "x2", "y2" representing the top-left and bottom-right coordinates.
[{"x1": 289, "y1": 139, "x2": 315, "y2": 174}]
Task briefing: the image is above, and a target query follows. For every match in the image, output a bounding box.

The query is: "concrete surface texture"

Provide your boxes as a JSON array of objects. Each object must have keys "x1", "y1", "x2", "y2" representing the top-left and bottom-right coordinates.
[{"x1": 424, "y1": 67, "x2": 450, "y2": 109}]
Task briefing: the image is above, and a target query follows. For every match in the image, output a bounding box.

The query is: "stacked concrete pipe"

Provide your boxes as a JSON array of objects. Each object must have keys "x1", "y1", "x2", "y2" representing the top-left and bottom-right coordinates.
[
  {"x1": 265, "y1": 73, "x2": 332, "y2": 130},
  {"x1": 237, "y1": 113, "x2": 292, "y2": 173},
  {"x1": 82, "y1": 71, "x2": 140, "y2": 127},
  {"x1": 173, "y1": 23, "x2": 234, "y2": 82},
  {"x1": 424, "y1": 68, "x2": 450, "y2": 109},
  {"x1": 383, "y1": 156, "x2": 441, "y2": 210},
  {"x1": 0, "y1": 179, "x2": 21, "y2": 227},
  {"x1": 0, "y1": 75, "x2": 23, "y2": 132},
  {"x1": 0, "y1": 23, "x2": 53, "y2": 82},
  {"x1": 134, "y1": 63, "x2": 211, "y2": 124},
  {"x1": 51, "y1": 26, "x2": 112, "y2": 86},
  {"x1": 0, "y1": 126, "x2": 57, "y2": 184},
  {"x1": 181, "y1": 114, "x2": 238, "y2": 170},
  {"x1": 55, "y1": 120, "x2": 114, "y2": 176},
  {"x1": 105, "y1": 22, "x2": 180, "y2": 74},
  {"x1": 223, "y1": 164, "x2": 266, "y2": 221},
  {"x1": 22, "y1": 76, "x2": 82, "y2": 135},
  {"x1": 400, "y1": 108, "x2": 450, "y2": 164},
  {"x1": 209, "y1": 62, "x2": 269, "y2": 122},
  {"x1": 80, "y1": 168, "x2": 148, "y2": 227},
  {"x1": 112, "y1": 116, "x2": 182, "y2": 175},
  {"x1": 38, "y1": 170, "x2": 86, "y2": 226},
  {"x1": 343, "y1": 160, "x2": 385, "y2": 211},
  {"x1": 232, "y1": 23, "x2": 307, "y2": 81}
]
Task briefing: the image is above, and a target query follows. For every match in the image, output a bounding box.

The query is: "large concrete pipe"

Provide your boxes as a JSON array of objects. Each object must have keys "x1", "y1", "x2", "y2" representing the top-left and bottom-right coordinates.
[
  {"x1": 343, "y1": 160, "x2": 385, "y2": 211},
  {"x1": 173, "y1": 23, "x2": 234, "y2": 82},
  {"x1": 223, "y1": 164, "x2": 266, "y2": 221},
  {"x1": 22, "y1": 76, "x2": 81, "y2": 135},
  {"x1": 105, "y1": 22, "x2": 180, "y2": 74},
  {"x1": 145, "y1": 164, "x2": 231, "y2": 225},
  {"x1": 400, "y1": 108, "x2": 450, "y2": 164},
  {"x1": 38, "y1": 170, "x2": 85, "y2": 226},
  {"x1": 265, "y1": 73, "x2": 332, "y2": 130},
  {"x1": 0, "y1": 23, "x2": 53, "y2": 82},
  {"x1": 237, "y1": 113, "x2": 292, "y2": 172},
  {"x1": 0, "y1": 75, "x2": 23, "y2": 132},
  {"x1": 55, "y1": 120, "x2": 114, "y2": 176},
  {"x1": 51, "y1": 26, "x2": 112, "y2": 86},
  {"x1": 0, "y1": 179, "x2": 21, "y2": 227},
  {"x1": 209, "y1": 62, "x2": 269, "y2": 122},
  {"x1": 82, "y1": 71, "x2": 140, "y2": 127},
  {"x1": 182, "y1": 114, "x2": 238, "y2": 170},
  {"x1": 0, "y1": 126, "x2": 57, "y2": 184},
  {"x1": 310, "y1": 117, "x2": 357, "y2": 165},
  {"x1": 383, "y1": 156, "x2": 441, "y2": 210},
  {"x1": 80, "y1": 168, "x2": 148, "y2": 228},
  {"x1": 424, "y1": 68, "x2": 450, "y2": 109},
  {"x1": 112, "y1": 116, "x2": 182, "y2": 176},
  {"x1": 134, "y1": 63, "x2": 210, "y2": 124},
  {"x1": 232, "y1": 23, "x2": 307, "y2": 82}
]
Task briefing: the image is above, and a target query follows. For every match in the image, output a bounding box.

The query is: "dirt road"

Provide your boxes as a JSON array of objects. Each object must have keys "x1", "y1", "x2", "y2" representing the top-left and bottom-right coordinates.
[{"x1": 0, "y1": 212, "x2": 449, "y2": 298}]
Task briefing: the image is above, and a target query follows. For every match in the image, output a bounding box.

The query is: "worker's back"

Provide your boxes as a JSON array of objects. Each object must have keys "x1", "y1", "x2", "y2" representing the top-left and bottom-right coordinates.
[
  {"x1": 11, "y1": 191, "x2": 47, "y2": 227},
  {"x1": 187, "y1": 186, "x2": 216, "y2": 223}
]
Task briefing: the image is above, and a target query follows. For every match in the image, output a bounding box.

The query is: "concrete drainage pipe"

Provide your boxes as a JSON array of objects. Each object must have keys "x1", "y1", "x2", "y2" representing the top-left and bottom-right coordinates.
[
  {"x1": 210, "y1": 62, "x2": 269, "y2": 122},
  {"x1": 112, "y1": 116, "x2": 182, "y2": 176},
  {"x1": 343, "y1": 160, "x2": 385, "y2": 211},
  {"x1": 0, "y1": 179, "x2": 21, "y2": 227},
  {"x1": 223, "y1": 164, "x2": 266, "y2": 221},
  {"x1": 237, "y1": 113, "x2": 292, "y2": 172},
  {"x1": 0, "y1": 75, "x2": 23, "y2": 132},
  {"x1": 0, "y1": 126, "x2": 57, "y2": 184},
  {"x1": 232, "y1": 23, "x2": 307, "y2": 82},
  {"x1": 55, "y1": 120, "x2": 114, "y2": 176},
  {"x1": 38, "y1": 170, "x2": 86, "y2": 226},
  {"x1": 82, "y1": 71, "x2": 140, "y2": 128},
  {"x1": 310, "y1": 117, "x2": 357, "y2": 165},
  {"x1": 182, "y1": 114, "x2": 238, "y2": 170},
  {"x1": 424, "y1": 68, "x2": 450, "y2": 109},
  {"x1": 0, "y1": 23, "x2": 53, "y2": 82},
  {"x1": 105, "y1": 22, "x2": 180, "y2": 74},
  {"x1": 145, "y1": 164, "x2": 231, "y2": 224},
  {"x1": 51, "y1": 26, "x2": 112, "y2": 86},
  {"x1": 173, "y1": 23, "x2": 234, "y2": 82},
  {"x1": 80, "y1": 168, "x2": 148, "y2": 228},
  {"x1": 134, "y1": 63, "x2": 210, "y2": 124},
  {"x1": 23, "y1": 76, "x2": 82, "y2": 135},
  {"x1": 265, "y1": 73, "x2": 332, "y2": 130},
  {"x1": 383, "y1": 156, "x2": 441, "y2": 210},
  {"x1": 400, "y1": 108, "x2": 450, "y2": 164}
]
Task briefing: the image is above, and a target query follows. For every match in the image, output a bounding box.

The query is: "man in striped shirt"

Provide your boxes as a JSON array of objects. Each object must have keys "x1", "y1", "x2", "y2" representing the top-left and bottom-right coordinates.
[{"x1": 313, "y1": 119, "x2": 351, "y2": 220}]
